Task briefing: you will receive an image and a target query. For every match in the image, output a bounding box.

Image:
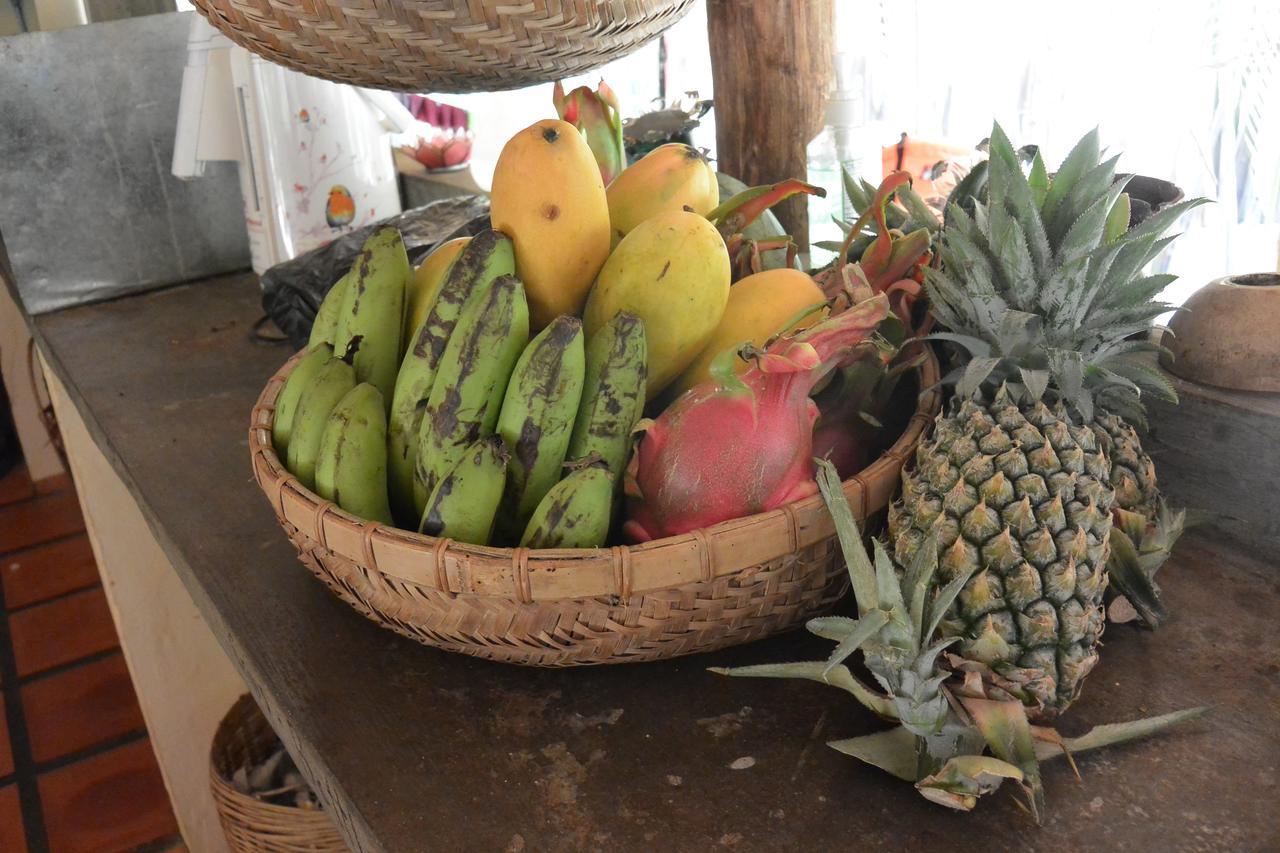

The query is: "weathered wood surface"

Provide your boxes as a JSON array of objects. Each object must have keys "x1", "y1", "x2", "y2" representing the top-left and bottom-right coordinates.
[
  {"x1": 1147, "y1": 369, "x2": 1280, "y2": 551},
  {"x1": 707, "y1": 0, "x2": 834, "y2": 249},
  {"x1": 30, "y1": 276, "x2": 1280, "y2": 852}
]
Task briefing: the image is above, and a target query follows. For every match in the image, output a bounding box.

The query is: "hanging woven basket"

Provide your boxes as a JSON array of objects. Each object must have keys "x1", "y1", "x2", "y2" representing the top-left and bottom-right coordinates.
[
  {"x1": 192, "y1": 0, "x2": 697, "y2": 93},
  {"x1": 248, "y1": 346, "x2": 941, "y2": 667}
]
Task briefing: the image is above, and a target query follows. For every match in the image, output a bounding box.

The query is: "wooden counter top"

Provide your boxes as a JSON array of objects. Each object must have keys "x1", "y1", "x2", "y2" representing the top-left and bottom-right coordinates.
[{"x1": 31, "y1": 275, "x2": 1280, "y2": 852}]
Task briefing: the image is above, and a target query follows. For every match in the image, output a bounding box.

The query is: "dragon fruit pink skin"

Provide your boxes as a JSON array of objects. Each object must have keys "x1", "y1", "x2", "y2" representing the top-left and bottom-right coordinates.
[{"x1": 623, "y1": 294, "x2": 890, "y2": 542}]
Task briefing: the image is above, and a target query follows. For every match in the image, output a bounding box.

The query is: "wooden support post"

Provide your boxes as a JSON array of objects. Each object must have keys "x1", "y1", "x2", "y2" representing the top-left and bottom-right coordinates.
[{"x1": 707, "y1": 0, "x2": 834, "y2": 249}]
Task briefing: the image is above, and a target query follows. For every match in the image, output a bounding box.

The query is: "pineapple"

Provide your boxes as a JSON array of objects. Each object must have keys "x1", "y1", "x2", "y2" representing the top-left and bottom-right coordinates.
[
  {"x1": 889, "y1": 124, "x2": 1204, "y2": 717},
  {"x1": 1091, "y1": 410, "x2": 1159, "y2": 516},
  {"x1": 716, "y1": 461, "x2": 1208, "y2": 823}
]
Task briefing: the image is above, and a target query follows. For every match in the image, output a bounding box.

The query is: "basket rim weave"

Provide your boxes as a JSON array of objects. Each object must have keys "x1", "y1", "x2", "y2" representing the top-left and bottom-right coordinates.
[
  {"x1": 249, "y1": 347, "x2": 941, "y2": 603},
  {"x1": 210, "y1": 693, "x2": 344, "y2": 850}
]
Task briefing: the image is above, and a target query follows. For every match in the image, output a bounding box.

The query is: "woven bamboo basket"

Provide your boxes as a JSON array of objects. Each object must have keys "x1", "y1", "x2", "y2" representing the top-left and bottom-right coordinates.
[
  {"x1": 249, "y1": 347, "x2": 940, "y2": 666},
  {"x1": 211, "y1": 694, "x2": 346, "y2": 852},
  {"x1": 192, "y1": 0, "x2": 696, "y2": 93}
]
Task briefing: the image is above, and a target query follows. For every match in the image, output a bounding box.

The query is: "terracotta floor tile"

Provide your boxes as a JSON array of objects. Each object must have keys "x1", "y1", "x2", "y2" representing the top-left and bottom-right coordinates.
[
  {"x1": 0, "y1": 491, "x2": 84, "y2": 556},
  {"x1": 39, "y1": 738, "x2": 177, "y2": 853},
  {"x1": 34, "y1": 473, "x2": 73, "y2": 496},
  {"x1": 22, "y1": 653, "x2": 145, "y2": 764},
  {"x1": 0, "y1": 703, "x2": 11, "y2": 778},
  {"x1": 0, "y1": 784, "x2": 26, "y2": 853},
  {"x1": 0, "y1": 464, "x2": 34, "y2": 507},
  {"x1": 2, "y1": 535, "x2": 99, "y2": 611},
  {"x1": 8, "y1": 587, "x2": 118, "y2": 677}
]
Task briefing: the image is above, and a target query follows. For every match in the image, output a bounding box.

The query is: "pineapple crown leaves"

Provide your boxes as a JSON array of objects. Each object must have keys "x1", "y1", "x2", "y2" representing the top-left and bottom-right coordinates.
[
  {"x1": 1106, "y1": 497, "x2": 1189, "y2": 629},
  {"x1": 844, "y1": 168, "x2": 943, "y2": 238},
  {"x1": 927, "y1": 121, "x2": 1211, "y2": 423},
  {"x1": 710, "y1": 460, "x2": 1211, "y2": 823}
]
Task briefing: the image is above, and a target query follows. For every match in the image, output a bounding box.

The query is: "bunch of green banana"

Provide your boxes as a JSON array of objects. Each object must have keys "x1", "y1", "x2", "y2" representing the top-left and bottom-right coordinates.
[
  {"x1": 566, "y1": 311, "x2": 647, "y2": 479},
  {"x1": 314, "y1": 383, "x2": 393, "y2": 524},
  {"x1": 286, "y1": 355, "x2": 357, "y2": 490},
  {"x1": 419, "y1": 436, "x2": 509, "y2": 545},
  {"x1": 272, "y1": 343, "x2": 333, "y2": 456},
  {"x1": 309, "y1": 271, "x2": 351, "y2": 350},
  {"x1": 388, "y1": 231, "x2": 515, "y2": 525},
  {"x1": 520, "y1": 462, "x2": 613, "y2": 549},
  {"x1": 496, "y1": 315, "x2": 586, "y2": 539},
  {"x1": 333, "y1": 227, "x2": 408, "y2": 411},
  {"x1": 413, "y1": 275, "x2": 529, "y2": 517}
]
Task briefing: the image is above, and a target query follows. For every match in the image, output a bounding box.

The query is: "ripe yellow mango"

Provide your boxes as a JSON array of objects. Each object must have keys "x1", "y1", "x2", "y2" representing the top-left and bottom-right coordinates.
[
  {"x1": 670, "y1": 268, "x2": 827, "y2": 397},
  {"x1": 490, "y1": 119, "x2": 611, "y2": 329},
  {"x1": 585, "y1": 210, "x2": 731, "y2": 395},
  {"x1": 404, "y1": 236, "x2": 470, "y2": 345},
  {"x1": 606, "y1": 143, "x2": 718, "y2": 244}
]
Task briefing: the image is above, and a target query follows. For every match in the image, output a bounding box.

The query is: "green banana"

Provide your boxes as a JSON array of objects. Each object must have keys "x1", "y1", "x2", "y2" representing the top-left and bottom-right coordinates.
[
  {"x1": 520, "y1": 463, "x2": 614, "y2": 549},
  {"x1": 334, "y1": 227, "x2": 408, "y2": 412},
  {"x1": 413, "y1": 275, "x2": 529, "y2": 517},
  {"x1": 272, "y1": 342, "x2": 333, "y2": 457},
  {"x1": 314, "y1": 383, "x2": 393, "y2": 524},
  {"x1": 387, "y1": 231, "x2": 515, "y2": 526},
  {"x1": 309, "y1": 271, "x2": 350, "y2": 350},
  {"x1": 496, "y1": 315, "x2": 586, "y2": 538},
  {"x1": 566, "y1": 311, "x2": 647, "y2": 479},
  {"x1": 286, "y1": 356, "x2": 356, "y2": 491},
  {"x1": 418, "y1": 435, "x2": 509, "y2": 545}
]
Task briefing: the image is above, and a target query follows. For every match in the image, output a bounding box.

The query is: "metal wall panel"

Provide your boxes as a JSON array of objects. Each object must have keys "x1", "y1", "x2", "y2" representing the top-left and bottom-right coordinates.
[{"x1": 0, "y1": 11, "x2": 250, "y2": 314}]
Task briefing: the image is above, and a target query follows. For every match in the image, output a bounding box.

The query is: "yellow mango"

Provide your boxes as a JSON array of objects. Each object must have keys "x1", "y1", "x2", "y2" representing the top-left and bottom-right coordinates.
[
  {"x1": 670, "y1": 268, "x2": 827, "y2": 397},
  {"x1": 606, "y1": 143, "x2": 718, "y2": 245},
  {"x1": 490, "y1": 119, "x2": 611, "y2": 329},
  {"x1": 585, "y1": 210, "x2": 731, "y2": 395},
  {"x1": 404, "y1": 236, "x2": 470, "y2": 345}
]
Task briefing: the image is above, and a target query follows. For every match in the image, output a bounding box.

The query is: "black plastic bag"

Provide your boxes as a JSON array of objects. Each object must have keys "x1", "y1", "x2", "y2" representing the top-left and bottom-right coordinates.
[{"x1": 260, "y1": 195, "x2": 492, "y2": 349}]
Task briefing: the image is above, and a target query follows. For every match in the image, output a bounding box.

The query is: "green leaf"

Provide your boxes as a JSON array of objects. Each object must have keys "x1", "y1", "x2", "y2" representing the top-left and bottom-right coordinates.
[
  {"x1": 1035, "y1": 707, "x2": 1210, "y2": 761},
  {"x1": 944, "y1": 160, "x2": 989, "y2": 228},
  {"x1": 996, "y1": 310, "x2": 1041, "y2": 353},
  {"x1": 828, "y1": 726, "x2": 920, "y2": 781},
  {"x1": 961, "y1": 697, "x2": 1045, "y2": 822},
  {"x1": 1046, "y1": 154, "x2": 1119, "y2": 248},
  {"x1": 1103, "y1": 356, "x2": 1179, "y2": 404},
  {"x1": 1019, "y1": 368, "x2": 1050, "y2": 401},
  {"x1": 898, "y1": 184, "x2": 943, "y2": 233},
  {"x1": 844, "y1": 168, "x2": 872, "y2": 214},
  {"x1": 916, "y1": 754, "x2": 1024, "y2": 811},
  {"x1": 902, "y1": 541, "x2": 939, "y2": 642},
  {"x1": 822, "y1": 610, "x2": 889, "y2": 677},
  {"x1": 872, "y1": 540, "x2": 906, "y2": 618},
  {"x1": 986, "y1": 124, "x2": 1051, "y2": 279},
  {"x1": 989, "y1": 209, "x2": 1038, "y2": 310},
  {"x1": 925, "y1": 563, "x2": 978, "y2": 642},
  {"x1": 1107, "y1": 526, "x2": 1168, "y2": 628},
  {"x1": 1047, "y1": 349, "x2": 1085, "y2": 409},
  {"x1": 1028, "y1": 151, "x2": 1050, "y2": 207},
  {"x1": 923, "y1": 332, "x2": 993, "y2": 358},
  {"x1": 1057, "y1": 173, "x2": 1129, "y2": 265},
  {"x1": 815, "y1": 460, "x2": 878, "y2": 612},
  {"x1": 1105, "y1": 192, "x2": 1131, "y2": 243},
  {"x1": 807, "y1": 615, "x2": 859, "y2": 641},
  {"x1": 1041, "y1": 127, "x2": 1101, "y2": 238},
  {"x1": 957, "y1": 356, "x2": 1002, "y2": 399},
  {"x1": 1122, "y1": 197, "x2": 1212, "y2": 244},
  {"x1": 711, "y1": 660, "x2": 897, "y2": 719}
]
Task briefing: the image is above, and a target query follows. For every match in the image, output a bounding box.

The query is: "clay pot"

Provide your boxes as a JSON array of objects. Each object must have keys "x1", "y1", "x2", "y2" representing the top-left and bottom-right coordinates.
[{"x1": 1163, "y1": 273, "x2": 1280, "y2": 392}]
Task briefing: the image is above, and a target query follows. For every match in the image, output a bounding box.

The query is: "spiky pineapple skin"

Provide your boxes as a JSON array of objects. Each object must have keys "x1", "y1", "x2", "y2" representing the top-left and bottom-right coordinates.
[
  {"x1": 889, "y1": 391, "x2": 1115, "y2": 717},
  {"x1": 1091, "y1": 409, "x2": 1159, "y2": 516}
]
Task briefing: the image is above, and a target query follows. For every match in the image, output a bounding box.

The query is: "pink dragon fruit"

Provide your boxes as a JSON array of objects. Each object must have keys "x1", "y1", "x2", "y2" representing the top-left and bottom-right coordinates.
[{"x1": 623, "y1": 294, "x2": 890, "y2": 542}]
